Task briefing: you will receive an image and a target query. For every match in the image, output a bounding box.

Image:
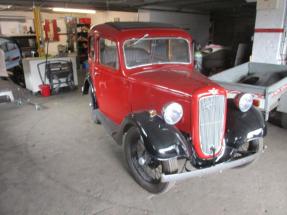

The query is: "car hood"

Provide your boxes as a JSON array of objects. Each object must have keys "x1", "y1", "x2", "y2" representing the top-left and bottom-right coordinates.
[{"x1": 128, "y1": 67, "x2": 220, "y2": 98}]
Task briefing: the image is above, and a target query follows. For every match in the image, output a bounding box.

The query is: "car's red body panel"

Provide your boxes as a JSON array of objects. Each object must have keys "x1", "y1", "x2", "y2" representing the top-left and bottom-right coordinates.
[{"x1": 88, "y1": 23, "x2": 227, "y2": 159}]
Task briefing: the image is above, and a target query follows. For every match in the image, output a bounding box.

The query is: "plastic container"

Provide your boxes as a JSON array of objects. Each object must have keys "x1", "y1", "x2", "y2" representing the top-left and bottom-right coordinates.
[
  {"x1": 79, "y1": 18, "x2": 91, "y2": 25},
  {"x1": 39, "y1": 84, "x2": 51, "y2": 97}
]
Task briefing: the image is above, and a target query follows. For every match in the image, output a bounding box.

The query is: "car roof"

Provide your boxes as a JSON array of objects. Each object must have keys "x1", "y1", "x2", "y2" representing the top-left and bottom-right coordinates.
[
  {"x1": 105, "y1": 22, "x2": 179, "y2": 31},
  {"x1": 90, "y1": 22, "x2": 190, "y2": 41}
]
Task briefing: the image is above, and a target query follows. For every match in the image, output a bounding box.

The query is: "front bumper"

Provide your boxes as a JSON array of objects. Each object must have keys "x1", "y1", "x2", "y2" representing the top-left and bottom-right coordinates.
[{"x1": 161, "y1": 139, "x2": 263, "y2": 183}]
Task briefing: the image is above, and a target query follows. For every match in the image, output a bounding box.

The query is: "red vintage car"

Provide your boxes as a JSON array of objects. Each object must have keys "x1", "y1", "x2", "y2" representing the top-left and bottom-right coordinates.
[{"x1": 82, "y1": 22, "x2": 266, "y2": 193}]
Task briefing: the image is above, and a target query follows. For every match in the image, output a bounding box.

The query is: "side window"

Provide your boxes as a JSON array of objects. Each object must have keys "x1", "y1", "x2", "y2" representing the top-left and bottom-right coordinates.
[
  {"x1": 170, "y1": 39, "x2": 189, "y2": 62},
  {"x1": 99, "y1": 38, "x2": 119, "y2": 69},
  {"x1": 89, "y1": 36, "x2": 95, "y2": 59}
]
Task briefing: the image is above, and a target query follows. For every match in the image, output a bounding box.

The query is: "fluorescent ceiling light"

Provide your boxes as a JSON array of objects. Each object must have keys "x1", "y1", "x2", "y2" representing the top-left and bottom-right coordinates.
[
  {"x1": 0, "y1": 15, "x2": 25, "y2": 22},
  {"x1": 0, "y1": 5, "x2": 12, "y2": 9},
  {"x1": 52, "y1": 7, "x2": 96, "y2": 14}
]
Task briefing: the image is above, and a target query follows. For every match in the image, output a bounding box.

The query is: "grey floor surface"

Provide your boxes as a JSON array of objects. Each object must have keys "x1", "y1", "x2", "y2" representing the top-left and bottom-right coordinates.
[{"x1": 0, "y1": 88, "x2": 287, "y2": 215}]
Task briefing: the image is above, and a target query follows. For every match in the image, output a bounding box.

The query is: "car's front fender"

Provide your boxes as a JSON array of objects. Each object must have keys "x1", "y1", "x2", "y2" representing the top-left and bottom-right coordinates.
[
  {"x1": 225, "y1": 99, "x2": 266, "y2": 148},
  {"x1": 118, "y1": 111, "x2": 191, "y2": 160}
]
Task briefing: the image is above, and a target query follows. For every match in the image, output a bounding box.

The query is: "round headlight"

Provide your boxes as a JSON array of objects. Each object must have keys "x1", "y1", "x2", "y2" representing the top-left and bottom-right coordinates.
[
  {"x1": 235, "y1": 93, "x2": 253, "y2": 112},
  {"x1": 162, "y1": 102, "x2": 183, "y2": 125}
]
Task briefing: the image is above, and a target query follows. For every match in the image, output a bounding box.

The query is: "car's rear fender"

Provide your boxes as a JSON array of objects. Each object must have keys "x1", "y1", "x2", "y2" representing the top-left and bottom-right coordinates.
[
  {"x1": 225, "y1": 99, "x2": 266, "y2": 148},
  {"x1": 118, "y1": 111, "x2": 192, "y2": 160},
  {"x1": 82, "y1": 74, "x2": 93, "y2": 95}
]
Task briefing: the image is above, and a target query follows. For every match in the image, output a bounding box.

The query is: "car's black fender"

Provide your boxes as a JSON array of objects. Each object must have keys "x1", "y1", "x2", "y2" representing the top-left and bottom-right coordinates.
[
  {"x1": 225, "y1": 99, "x2": 266, "y2": 148},
  {"x1": 118, "y1": 111, "x2": 191, "y2": 160},
  {"x1": 82, "y1": 74, "x2": 93, "y2": 95}
]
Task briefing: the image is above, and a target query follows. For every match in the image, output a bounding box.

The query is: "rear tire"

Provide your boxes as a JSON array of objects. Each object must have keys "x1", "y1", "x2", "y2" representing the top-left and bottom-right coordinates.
[
  {"x1": 123, "y1": 127, "x2": 177, "y2": 193},
  {"x1": 281, "y1": 113, "x2": 287, "y2": 129}
]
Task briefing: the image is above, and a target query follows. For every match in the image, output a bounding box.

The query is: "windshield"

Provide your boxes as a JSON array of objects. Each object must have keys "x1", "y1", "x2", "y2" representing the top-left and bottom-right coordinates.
[{"x1": 123, "y1": 37, "x2": 190, "y2": 68}]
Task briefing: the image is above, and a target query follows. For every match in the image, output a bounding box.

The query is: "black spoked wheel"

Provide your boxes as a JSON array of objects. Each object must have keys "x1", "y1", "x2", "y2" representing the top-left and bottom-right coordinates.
[
  {"x1": 88, "y1": 86, "x2": 100, "y2": 124},
  {"x1": 124, "y1": 127, "x2": 177, "y2": 193},
  {"x1": 233, "y1": 138, "x2": 263, "y2": 168}
]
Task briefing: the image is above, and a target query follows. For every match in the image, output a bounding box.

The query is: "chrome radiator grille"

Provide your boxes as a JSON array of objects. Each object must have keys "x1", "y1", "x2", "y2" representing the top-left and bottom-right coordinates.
[{"x1": 199, "y1": 95, "x2": 225, "y2": 156}]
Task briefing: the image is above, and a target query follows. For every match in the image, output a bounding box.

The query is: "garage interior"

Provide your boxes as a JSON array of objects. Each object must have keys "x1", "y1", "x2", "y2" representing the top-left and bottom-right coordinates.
[{"x1": 0, "y1": 0, "x2": 287, "y2": 214}]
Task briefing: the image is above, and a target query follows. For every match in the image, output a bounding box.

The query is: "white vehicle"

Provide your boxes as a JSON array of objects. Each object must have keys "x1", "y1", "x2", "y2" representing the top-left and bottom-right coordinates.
[
  {"x1": 210, "y1": 62, "x2": 287, "y2": 128},
  {"x1": 0, "y1": 37, "x2": 21, "y2": 70}
]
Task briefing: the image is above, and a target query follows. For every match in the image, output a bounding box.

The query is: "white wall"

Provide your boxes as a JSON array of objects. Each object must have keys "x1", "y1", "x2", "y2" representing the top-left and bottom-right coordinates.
[
  {"x1": 0, "y1": 11, "x2": 34, "y2": 35},
  {"x1": 0, "y1": 10, "x2": 138, "y2": 55},
  {"x1": 252, "y1": 0, "x2": 287, "y2": 64},
  {"x1": 88, "y1": 11, "x2": 138, "y2": 25},
  {"x1": 0, "y1": 11, "x2": 85, "y2": 55},
  {"x1": 138, "y1": 9, "x2": 210, "y2": 46}
]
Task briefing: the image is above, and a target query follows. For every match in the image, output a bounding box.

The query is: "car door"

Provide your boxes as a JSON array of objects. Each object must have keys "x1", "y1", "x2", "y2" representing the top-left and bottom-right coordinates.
[
  {"x1": 88, "y1": 34, "x2": 99, "y2": 92},
  {"x1": 96, "y1": 37, "x2": 130, "y2": 124}
]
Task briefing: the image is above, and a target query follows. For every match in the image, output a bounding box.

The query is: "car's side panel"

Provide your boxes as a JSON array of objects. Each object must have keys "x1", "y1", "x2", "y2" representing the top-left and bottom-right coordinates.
[
  {"x1": 88, "y1": 34, "x2": 130, "y2": 124},
  {"x1": 88, "y1": 34, "x2": 101, "y2": 102},
  {"x1": 96, "y1": 66, "x2": 130, "y2": 124}
]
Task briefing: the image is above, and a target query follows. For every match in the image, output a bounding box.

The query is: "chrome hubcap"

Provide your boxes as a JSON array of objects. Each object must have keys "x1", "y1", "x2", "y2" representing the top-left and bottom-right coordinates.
[{"x1": 138, "y1": 157, "x2": 146, "y2": 166}]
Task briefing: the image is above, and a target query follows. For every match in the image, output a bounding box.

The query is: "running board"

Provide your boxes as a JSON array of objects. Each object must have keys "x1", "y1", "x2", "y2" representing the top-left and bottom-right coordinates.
[{"x1": 93, "y1": 109, "x2": 119, "y2": 140}]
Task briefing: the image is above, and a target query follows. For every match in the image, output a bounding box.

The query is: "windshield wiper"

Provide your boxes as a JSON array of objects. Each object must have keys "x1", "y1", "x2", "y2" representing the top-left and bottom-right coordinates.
[{"x1": 128, "y1": 34, "x2": 149, "y2": 47}]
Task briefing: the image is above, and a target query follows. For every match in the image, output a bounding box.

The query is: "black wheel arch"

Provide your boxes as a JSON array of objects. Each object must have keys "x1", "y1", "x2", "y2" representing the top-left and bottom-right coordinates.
[
  {"x1": 225, "y1": 99, "x2": 266, "y2": 148},
  {"x1": 82, "y1": 75, "x2": 99, "y2": 110},
  {"x1": 82, "y1": 74, "x2": 93, "y2": 95},
  {"x1": 118, "y1": 111, "x2": 191, "y2": 160}
]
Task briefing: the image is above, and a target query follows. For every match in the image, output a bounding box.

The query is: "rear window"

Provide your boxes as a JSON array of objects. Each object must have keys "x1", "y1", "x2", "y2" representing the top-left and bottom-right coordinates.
[{"x1": 99, "y1": 38, "x2": 119, "y2": 69}]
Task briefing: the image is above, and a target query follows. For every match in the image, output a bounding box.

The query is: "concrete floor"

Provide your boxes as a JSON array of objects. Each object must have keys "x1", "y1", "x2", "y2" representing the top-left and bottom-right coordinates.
[{"x1": 0, "y1": 88, "x2": 287, "y2": 215}]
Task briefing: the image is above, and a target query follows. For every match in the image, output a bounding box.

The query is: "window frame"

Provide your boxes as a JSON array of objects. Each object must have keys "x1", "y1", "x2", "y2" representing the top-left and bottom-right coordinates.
[
  {"x1": 123, "y1": 37, "x2": 192, "y2": 69},
  {"x1": 88, "y1": 35, "x2": 95, "y2": 61},
  {"x1": 99, "y1": 37, "x2": 119, "y2": 70}
]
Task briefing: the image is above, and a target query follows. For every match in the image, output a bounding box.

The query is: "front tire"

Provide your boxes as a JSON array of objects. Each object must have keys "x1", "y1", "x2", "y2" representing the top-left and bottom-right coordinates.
[
  {"x1": 123, "y1": 127, "x2": 177, "y2": 193},
  {"x1": 233, "y1": 138, "x2": 263, "y2": 168}
]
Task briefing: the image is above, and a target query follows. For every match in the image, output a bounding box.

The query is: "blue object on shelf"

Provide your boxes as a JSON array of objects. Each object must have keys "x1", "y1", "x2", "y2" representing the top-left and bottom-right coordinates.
[{"x1": 83, "y1": 61, "x2": 89, "y2": 70}]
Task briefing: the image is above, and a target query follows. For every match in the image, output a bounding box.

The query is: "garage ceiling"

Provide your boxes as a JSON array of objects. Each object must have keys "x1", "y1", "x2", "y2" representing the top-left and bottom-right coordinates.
[{"x1": 0, "y1": 0, "x2": 255, "y2": 13}]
